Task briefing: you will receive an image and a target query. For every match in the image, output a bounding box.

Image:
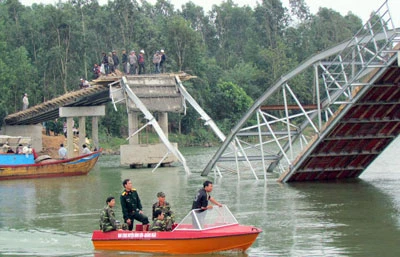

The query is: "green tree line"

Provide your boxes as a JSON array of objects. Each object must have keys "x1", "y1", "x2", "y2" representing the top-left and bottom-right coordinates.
[{"x1": 0, "y1": 0, "x2": 365, "y2": 145}]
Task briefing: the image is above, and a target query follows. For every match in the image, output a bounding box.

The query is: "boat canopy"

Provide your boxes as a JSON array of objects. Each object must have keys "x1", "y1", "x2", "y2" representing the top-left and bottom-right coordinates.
[
  {"x1": 174, "y1": 205, "x2": 239, "y2": 231},
  {"x1": 0, "y1": 135, "x2": 31, "y2": 147}
]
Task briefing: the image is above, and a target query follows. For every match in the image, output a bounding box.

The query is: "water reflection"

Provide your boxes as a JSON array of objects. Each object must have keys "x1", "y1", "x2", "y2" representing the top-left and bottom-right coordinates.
[{"x1": 288, "y1": 180, "x2": 400, "y2": 257}]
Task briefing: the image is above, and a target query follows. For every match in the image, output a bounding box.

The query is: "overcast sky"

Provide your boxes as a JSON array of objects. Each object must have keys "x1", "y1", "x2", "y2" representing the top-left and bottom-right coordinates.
[{"x1": 17, "y1": 0, "x2": 400, "y2": 27}]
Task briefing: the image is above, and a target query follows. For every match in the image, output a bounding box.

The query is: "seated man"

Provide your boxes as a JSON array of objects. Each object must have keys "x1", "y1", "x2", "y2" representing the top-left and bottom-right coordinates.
[
  {"x1": 152, "y1": 192, "x2": 174, "y2": 231},
  {"x1": 79, "y1": 78, "x2": 90, "y2": 89},
  {"x1": 99, "y1": 196, "x2": 127, "y2": 232},
  {"x1": 150, "y1": 209, "x2": 168, "y2": 231}
]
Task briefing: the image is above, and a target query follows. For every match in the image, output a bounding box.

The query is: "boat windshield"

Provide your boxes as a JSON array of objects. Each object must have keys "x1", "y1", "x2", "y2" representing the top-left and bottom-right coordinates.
[{"x1": 174, "y1": 205, "x2": 238, "y2": 231}]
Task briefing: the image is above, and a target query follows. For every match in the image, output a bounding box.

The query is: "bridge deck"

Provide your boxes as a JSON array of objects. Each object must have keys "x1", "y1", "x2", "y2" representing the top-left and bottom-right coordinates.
[
  {"x1": 4, "y1": 73, "x2": 194, "y2": 125},
  {"x1": 278, "y1": 65, "x2": 400, "y2": 182}
]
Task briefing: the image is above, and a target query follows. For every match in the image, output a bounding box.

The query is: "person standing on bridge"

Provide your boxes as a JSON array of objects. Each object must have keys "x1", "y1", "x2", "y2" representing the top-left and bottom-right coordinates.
[
  {"x1": 129, "y1": 50, "x2": 137, "y2": 75},
  {"x1": 112, "y1": 50, "x2": 119, "y2": 71},
  {"x1": 160, "y1": 49, "x2": 166, "y2": 73},
  {"x1": 101, "y1": 52, "x2": 109, "y2": 75},
  {"x1": 121, "y1": 50, "x2": 128, "y2": 74},
  {"x1": 138, "y1": 49, "x2": 145, "y2": 75},
  {"x1": 22, "y1": 93, "x2": 29, "y2": 110},
  {"x1": 108, "y1": 52, "x2": 115, "y2": 75},
  {"x1": 153, "y1": 51, "x2": 161, "y2": 74}
]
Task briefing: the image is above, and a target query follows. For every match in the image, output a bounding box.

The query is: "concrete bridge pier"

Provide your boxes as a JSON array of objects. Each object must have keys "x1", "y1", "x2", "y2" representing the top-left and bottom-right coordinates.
[
  {"x1": 60, "y1": 106, "x2": 105, "y2": 158},
  {"x1": 121, "y1": 111, "x2": 177, "y2": 168},
  {"x1": 128, "y1": 111, "x2": 139, "y2": 144},
  {"x1": 158, "y1": 112, "x2": 168, "y2": 140}
]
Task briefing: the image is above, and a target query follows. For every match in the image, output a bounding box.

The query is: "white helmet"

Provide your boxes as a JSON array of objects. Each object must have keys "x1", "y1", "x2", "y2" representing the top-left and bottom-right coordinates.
[{"x1": 140, "y1": 49, "x2": 144, "y2": 54}]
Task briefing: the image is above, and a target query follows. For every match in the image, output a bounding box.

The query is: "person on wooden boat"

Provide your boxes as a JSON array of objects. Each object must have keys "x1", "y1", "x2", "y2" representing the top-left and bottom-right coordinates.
[
  {"x1": 120, "y1": 179, "x2": 150, "y2": 231},
  {"x1": 58, "y1": 144, "x2": 67, "y2": 159},
  {"x1": 152, "y1": 192, "x2": 174, "y2": 231},
  {"x1": 99, "y1": 196, "x2": 128, "y2": 232},
  {"x1": 22, "y1": 145, "x2": 33, "y2": 154},
  {"x1": 192, "y1": 180, "x2": 223, "y2": 211},
  {"x1": 149, "y1": 209, "x2": 168, "y2": 231},
  {"x1": 16, "y1": 144, "x2": 23, "y2": 154},
  {"x1": 2, "y1": 143, "x2": 10, "y2": 153},
  {"x1": 82, "y1": 144, "x2": 92, "y2": 155},
  {"x1": 6, "y1": 146, "x2": 14, "y2": 153}
]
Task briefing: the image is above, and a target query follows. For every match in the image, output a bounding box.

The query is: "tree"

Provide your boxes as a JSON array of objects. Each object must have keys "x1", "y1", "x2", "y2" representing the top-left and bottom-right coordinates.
[{"x1": 164, "y1": 15, "x2": 204, "y2": 72}]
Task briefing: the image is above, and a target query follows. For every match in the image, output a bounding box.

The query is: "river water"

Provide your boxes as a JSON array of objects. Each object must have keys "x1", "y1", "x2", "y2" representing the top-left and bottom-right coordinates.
[{"x1": 1, "y1": 138, "x2": 400, "y2": 257}]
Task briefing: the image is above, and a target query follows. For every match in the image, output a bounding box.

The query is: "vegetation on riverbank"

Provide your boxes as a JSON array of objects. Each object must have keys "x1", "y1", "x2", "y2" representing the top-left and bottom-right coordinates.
[{"x1": 0, "y1": 0, "x2": 368, "y2": 141}]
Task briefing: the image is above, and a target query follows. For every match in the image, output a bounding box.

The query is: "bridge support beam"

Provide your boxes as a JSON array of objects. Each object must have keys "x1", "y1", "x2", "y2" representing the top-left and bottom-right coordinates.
[
  {"x1": 79, "y1": 117, "x2": 86, "y2": 154},
  {"x1": 158, "y1": 112, "x2": 168, "y2": 140},
  {"x1": 60, "y1": 106, "x2": 105, "y2": 157},
  {"x1": 92, "y1": 117, "x2": 99, "y2": 150},
  {"x1": 128, "y1": 111, "x2": 139, "y2": 144}
]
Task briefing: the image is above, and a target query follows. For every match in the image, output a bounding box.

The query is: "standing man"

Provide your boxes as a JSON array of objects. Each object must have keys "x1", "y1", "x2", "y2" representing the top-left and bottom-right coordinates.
[
  {"x1": 120, "y1": 179, "x2": 149, "y2": 231},
  {"x1": 121, "y1": 50, "x2": 128, "y2": 74},
  {"x1": 58, "y1": 143, "x2": 67, "y2": 159},
  {"x1": 152, "y1": 51, "x2": 161, "y2": 74},
  {"x1": 108, "y1": 52, "x2": 115, "y2": 74},
  {"x1": 192, "y1": 180, "x2": 223, "y2": 211},
  {"x1": 101, "y1": 52, "x2": 109, "y2": 75},
  {"x1": 129, "y1": 50, "x2": 137, "y2": 75},
  {"x1": 160, "y1": 49, "x2": 166, "y2": 73},
  {"x1": 112, "y1": 50, "x2": 119, "y2": 71},
  {"x1": 138, "y1": 49, "x2": 145, "y2": 75},
  {"x1": 22, "y1": 93, "x2": 29, "y2": 110}
]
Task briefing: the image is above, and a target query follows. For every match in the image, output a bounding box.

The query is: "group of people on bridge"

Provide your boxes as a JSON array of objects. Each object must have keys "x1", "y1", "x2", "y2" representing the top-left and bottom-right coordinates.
[
  {"x1": 92, "y1": 49, "x2": 167, "y2": 80},
  {"x1": 99, "y1": 180, "x2": 222, "y2": 232}
]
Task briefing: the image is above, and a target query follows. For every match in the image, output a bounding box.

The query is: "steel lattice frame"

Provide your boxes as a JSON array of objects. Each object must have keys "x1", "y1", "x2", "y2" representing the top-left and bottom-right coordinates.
[{"x1": 202, "y1": 1, "x2": 400, "y2": 180}]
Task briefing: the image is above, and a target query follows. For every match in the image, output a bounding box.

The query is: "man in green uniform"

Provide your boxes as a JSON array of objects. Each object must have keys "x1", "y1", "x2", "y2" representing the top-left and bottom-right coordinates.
[
  {"x1": 99, "y1": 196, "x2": 127, "y2": 232},
  {"x1": 152, "y1": 192, "x2": 174, "y2": 231},
  {"x1": 120, "y1": 179, "x2": 149, "y2": 231},
  {"x1": 150, "y1": 209, "x2": 168, "y2": 231}
]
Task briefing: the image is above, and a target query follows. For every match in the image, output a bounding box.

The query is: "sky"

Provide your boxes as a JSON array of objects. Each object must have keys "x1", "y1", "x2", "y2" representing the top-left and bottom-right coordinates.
[{"x1": 17, "y1": 0, "x2": 400, "y2": 27}]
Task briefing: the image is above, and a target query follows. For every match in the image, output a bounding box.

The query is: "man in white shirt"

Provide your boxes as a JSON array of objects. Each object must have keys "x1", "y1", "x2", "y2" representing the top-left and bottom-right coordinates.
[
  {"x1": 58, "y1": 144, "x2": 67, "y2": 159},
  {"x1": 82, "y1": 144, "x2": 92, "y2": 155}
]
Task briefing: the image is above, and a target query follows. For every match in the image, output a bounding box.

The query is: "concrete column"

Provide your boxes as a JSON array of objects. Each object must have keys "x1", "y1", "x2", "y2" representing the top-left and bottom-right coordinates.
[
  {"x1": 79, "y1": 117, "x2": 86, "y2": 154},
  {"x1": 158, "y1": 112, "x2": 168, "y2": 141},
  {"x1": 66, "y1": 117, "x2": 74, "y2": 158},
  {"x1": 92, "y1": 117, "x2": 99, "y2": 150},
  {"x1": 128, "y1": 111, "x2": 139, "y2": 145}
]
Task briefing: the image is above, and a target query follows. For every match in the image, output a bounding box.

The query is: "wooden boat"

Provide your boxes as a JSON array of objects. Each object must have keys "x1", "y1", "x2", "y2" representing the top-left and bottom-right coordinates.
[
  {"x1": 0, "y1": 150, "x2": 101, "y2": 180},
  {"x1": 0, "y1": 136, "x2": 101, "y2": 180},
  {"x1": 92, "y1": 205, "x2": 261, "y2": 254}
]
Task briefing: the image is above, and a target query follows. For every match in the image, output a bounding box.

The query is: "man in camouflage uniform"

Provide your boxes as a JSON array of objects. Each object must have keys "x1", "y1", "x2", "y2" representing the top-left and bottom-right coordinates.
[
  {"x1": 152, "y1": 192, "x2": 174, "y2": 231},
  {"x1": 120, "y1": 179, "x2": 149, "y2": 231},
  {"x1": 150, "y1": 209, "x2": 168, "y2": 231},
  {"x1": 99, "y1": 196, "x2": 127, "y2": 232}
]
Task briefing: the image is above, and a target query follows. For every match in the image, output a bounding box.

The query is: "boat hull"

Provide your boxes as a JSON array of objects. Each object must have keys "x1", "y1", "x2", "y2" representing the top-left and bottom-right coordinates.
[
  {"x1": 0, "y1": 150, "x2": 101, "y2": 180},
  {"x1": 92, "y1": 224, "x2": 261, "y2": 254}
]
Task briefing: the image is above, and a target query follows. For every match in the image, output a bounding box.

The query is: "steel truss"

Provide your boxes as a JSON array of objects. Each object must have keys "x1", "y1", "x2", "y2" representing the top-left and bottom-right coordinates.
[{"x1": 202, "y1": 1, "x2": 400, "y2": 180}]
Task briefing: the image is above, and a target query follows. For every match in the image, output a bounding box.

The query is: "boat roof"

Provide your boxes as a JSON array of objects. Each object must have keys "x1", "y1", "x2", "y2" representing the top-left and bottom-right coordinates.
[
  {"x1": 0, "y1": 135, "x2": 31, "y2": 147},
  {"x1": 174, "y1": 205, "x2": 239, "y2": 231}
]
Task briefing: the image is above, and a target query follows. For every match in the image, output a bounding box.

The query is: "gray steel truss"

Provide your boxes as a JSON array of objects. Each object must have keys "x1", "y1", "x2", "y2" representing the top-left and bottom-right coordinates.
[{"x1": 202, "y1": 0, "x2": 400, "y2": 180}]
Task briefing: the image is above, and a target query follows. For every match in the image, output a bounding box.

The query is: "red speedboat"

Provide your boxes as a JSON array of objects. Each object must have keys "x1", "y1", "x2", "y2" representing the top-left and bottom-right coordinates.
[{"x1": 92, "y1": 205, "x2": 261, "y2": 254}]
